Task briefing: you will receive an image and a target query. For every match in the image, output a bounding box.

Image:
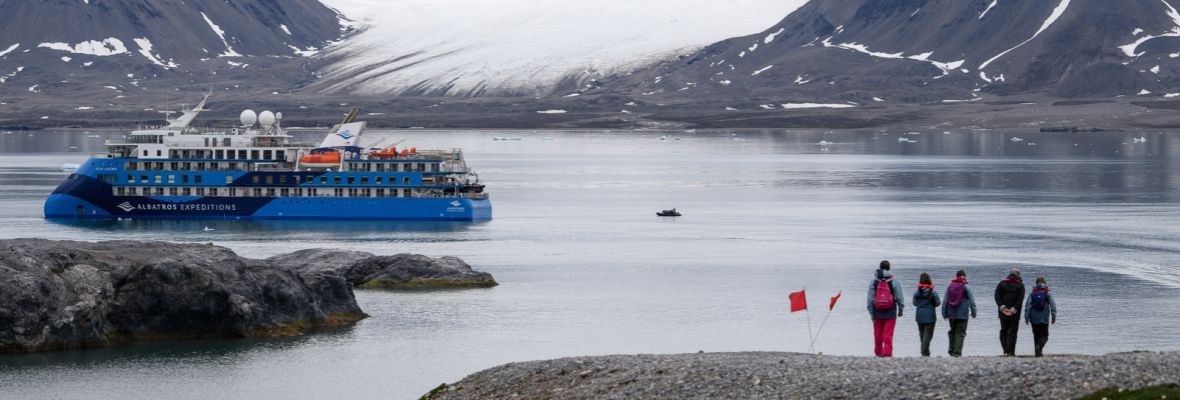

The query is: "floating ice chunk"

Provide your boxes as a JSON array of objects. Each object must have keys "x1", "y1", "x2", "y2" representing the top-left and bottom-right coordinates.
[
  {"x1": 873, "y1": 97, "x2": 885, "y2": 102},
  {"x1": 1166, "y1": 93, "x2": 1180, "y2": 97},
  {"x1": 725, "y1": 107, "x2": 738, "y2": 111},
  {"x1": 794, "y1": 75, "x2": 810, "y2": 84},
  {"x1": 1010, "y1": 137, "x2": 1024, "y2": 143},
  {"x1": 75, "y1": 106, "x2": 93, "y2": 110},
  {"x1": 818, "y1": 140, "x2": 834, "y2": 145},
  {"x1": 1133, "y1": 137, "x2": 1148, "y2": 143},
  {"x1": 759, "y1": 104, "x2": 776, "y2": 110},
  {"x1": 536, "y1": 109, "x2": 567, "y2": 114},
  {"x1": 719, "y1": 80, "x2": 731, "y2": 85},
  {"x1": 897, "y1": 137, "x2": 917, "y2": 143},
  {"x1": 780, "y1": 103, "x2": 856, "y2": 109}
]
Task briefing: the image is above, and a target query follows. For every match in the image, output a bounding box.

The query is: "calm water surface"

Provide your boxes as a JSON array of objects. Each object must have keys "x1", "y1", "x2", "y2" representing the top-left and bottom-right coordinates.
[{"x1": 1, "y1": 129, "x2": 1179, "y2": 399}]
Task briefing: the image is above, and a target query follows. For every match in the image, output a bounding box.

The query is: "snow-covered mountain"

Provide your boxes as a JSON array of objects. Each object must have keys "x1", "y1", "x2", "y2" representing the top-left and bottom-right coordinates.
[
  {"x1": 602, "y1": 0, "x2": 1180, "y2": 102},
  {"x1": 0, "y1": 0, "x2": 342, "y2": 101},
  {"x1": 311, "y1": 0, "x2": 807, "y2": 96}
]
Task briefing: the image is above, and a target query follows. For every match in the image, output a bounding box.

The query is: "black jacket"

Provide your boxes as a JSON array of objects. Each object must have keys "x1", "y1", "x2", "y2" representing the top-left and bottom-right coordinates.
[{"x1": 994, "y1": 274, "x2": 1026, "y2": 320}]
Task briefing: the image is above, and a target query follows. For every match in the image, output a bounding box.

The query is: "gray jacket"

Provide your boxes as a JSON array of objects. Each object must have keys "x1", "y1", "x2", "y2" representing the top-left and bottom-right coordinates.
[
  {"x1": 1023, "y1": 284, "x2": 1058, "y2": 325},
  {"x1": 912, "y1": 287, "x2": 941, "y2": 325},
  {"x1": 941, "y1": 279, "x2": 977, "y2": 320},
  {"x1": 866, "y1": 269, "x2": 904, "y2": 320}
]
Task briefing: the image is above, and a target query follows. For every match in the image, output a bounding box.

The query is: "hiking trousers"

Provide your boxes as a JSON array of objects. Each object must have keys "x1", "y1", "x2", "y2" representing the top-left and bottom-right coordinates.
[
  {"x1": 948, "y1": 319, "x2": 969, "y2": 357},
  {"x1": 918, "y1": 323, "x2": 935, "y2": 357},
  {"x1": 999, "y1": 317, "x2": 1020, "y2": 355},
  {"x1": 1032, "y1": 323, "x2": 1050, "y2": 357},
  {"x1": 872, "y1": 318, "x2": 897, "y2": 357}
]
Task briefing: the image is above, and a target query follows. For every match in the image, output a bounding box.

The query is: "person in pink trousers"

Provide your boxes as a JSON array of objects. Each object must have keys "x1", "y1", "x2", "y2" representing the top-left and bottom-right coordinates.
[{"x1": 866, "y1": 260, "x2": 904, "y2": 357}]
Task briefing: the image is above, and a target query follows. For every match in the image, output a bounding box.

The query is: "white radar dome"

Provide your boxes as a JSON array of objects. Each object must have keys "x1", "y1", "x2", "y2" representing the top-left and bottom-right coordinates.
[
  {"x1": 239, "y1": 110, "x2": 258, "y2": 127},
  {"x1": 275, "y1": 112, "x2": 283, "y2": 121},
  {"x1": 259, "y1": 110, "x2": 276, "y2": 127}
]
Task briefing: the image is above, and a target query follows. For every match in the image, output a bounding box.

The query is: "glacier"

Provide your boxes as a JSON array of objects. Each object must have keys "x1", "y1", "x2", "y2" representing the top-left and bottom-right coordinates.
[{"x1": 314, "y1": 0, "x2": 807, "y2": 96}]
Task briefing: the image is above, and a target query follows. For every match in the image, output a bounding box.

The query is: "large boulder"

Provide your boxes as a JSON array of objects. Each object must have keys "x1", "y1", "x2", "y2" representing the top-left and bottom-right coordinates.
[
  {"x1": 0, "y1": 239, "x2": 366, "y2": 354},
  {"x1": 269, "y1": 250, "x2": 498, "y2": 289}
]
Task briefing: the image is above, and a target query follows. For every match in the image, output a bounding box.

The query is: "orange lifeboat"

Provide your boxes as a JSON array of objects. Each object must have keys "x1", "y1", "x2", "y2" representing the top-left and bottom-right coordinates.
[
  {"x1": 369, "y1": 145, "x2": 398, "y2": 159},
  {"x1": 299, "y1": 150, "x2": 341, "y2": 168}
]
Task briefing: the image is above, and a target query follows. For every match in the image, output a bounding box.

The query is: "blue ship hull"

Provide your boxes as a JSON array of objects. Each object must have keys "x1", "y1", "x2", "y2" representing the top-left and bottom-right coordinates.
[{"x1": 45, "y1": 158, "x2": 492, "y2": 221}]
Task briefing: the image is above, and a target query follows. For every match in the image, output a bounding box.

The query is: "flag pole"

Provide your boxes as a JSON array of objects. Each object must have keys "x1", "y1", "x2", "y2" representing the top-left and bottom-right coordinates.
[
  {"x1": 804, "y1": 287, "x2": 814, "y2": 353},
  {"x1": 809, "y1": 308, "x2": 832, "y2": 352}
]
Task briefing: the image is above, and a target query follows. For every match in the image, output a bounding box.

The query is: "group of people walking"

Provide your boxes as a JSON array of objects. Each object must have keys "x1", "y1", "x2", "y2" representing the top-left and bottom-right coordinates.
[{"x1": 866, "y1": 260, "x2": 1058, "y2": 357}]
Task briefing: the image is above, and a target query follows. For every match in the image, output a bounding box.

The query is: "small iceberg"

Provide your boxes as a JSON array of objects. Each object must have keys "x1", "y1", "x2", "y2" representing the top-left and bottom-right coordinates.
[
  {"x1": 203, "y1": 226, "x2": 215, "y2": 232},
  {"x1": 1133, "y1": 137, "x2": 1147, "y2": 144},
  {"x1": 897, "y1": 137, "x2": 917, "y2": 143},
  {"x1": 1010, "y1": 137, "x2": 1024, "y2": 143},
  {"x1": 818, "y1": 140, "x2": 834, "y2": 145}
]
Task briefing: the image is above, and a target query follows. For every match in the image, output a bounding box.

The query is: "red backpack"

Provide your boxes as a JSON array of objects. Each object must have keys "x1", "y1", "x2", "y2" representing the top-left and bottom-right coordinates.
[{"x1": 873, "y1": 279, "x2": 894, "y2": 310}]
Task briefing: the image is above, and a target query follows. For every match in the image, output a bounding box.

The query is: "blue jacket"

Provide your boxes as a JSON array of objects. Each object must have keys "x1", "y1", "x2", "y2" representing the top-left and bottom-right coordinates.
[
  {"x1": 941, "y1": 279, "x2": 977, "y2": 320},
  {"x1": 912, "y1": 286, "x2": 941, "y2": 325},
  {"x1": 1023, "y1": 284, "x2": 1058, "y2": 325},
  {"x1": 867, "y1": 269, "x2": 904, "y2": 320}
]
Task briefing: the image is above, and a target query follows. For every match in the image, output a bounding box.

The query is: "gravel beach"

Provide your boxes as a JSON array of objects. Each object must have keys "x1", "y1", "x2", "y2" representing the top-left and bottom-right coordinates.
[{"x1": 425, "y1": 351, "x2": 1180, "y2": 399}]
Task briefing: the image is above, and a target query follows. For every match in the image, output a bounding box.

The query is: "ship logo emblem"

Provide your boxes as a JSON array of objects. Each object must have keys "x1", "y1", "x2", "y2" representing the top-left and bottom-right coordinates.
[
  {"x1": 116, "y1": 202, "x2": 136, "y2": 212},
  {"x1": 336, "y1": 131, "x2": 354, "y2": 140},
  {"x1": 450, "y1": 201, "x2": 462, "y2": 207}
]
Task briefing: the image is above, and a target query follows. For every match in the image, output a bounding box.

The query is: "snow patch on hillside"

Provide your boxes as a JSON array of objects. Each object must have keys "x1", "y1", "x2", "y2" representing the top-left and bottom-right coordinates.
[
  {"x1": 979, "y1": 0, "x2": 998, "y2": 19},
  {"x1": 315, "y1": 0, "x2": 807, "y2": 96},
  {"x1": 0, "y1": 44, "x2": 19, "y2": 58},
  {"x1": 1119, "y1": 0, "x2": 1180, "y2": 57},
  {"x1": 38, "y1": 38, "x2": 127, "y2": 56},
  {"x1": 201, "y1": 12, "x2": 242, "y2": 57},
  {"x1": 980, "y1": 0, "x2": 1071, "y2": 69},
  {"x1": 133, "y1": 38, "x2": 177, "y2": 68}
]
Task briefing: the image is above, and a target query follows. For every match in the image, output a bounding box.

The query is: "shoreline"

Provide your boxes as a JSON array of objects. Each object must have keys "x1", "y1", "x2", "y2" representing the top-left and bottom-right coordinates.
[{"x1": 424, "y1": 351, "x2": 1180, "y2": 399}]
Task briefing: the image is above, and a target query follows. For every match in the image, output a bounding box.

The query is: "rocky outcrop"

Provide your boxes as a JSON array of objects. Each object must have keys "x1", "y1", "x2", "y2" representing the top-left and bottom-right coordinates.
[
  {"x1": 269, "y1": 250, "x2": 498, "y2": 289},
  {"x1": 424, "y1": 351, "x2": 1180, "y2": 400},
  {"x1": 0, "y1": 239, "x2": 366, "y2": 354}
]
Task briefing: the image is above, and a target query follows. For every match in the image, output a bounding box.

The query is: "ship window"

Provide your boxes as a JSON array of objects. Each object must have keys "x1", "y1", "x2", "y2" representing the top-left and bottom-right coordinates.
[
  {"x1": 276, "y1": 150, "x2": 285, "y2": 160},
  {"x1": 375, "y1": 177, "x2": 383, "y2": 184},
  {"x1": 361, "y1": 177, "x2": 369, "y2": 184},
  {"x1": 293, "y1": 176, "x2": 301, "y2": 184},
  {"x1": 252, "y1": 176, "x2": 260, "y2": 185},
  {"x1": 334, "y1": 177, "x2": 341, "y2": 184},
  {"x1": 143, "y1": 150, "x2": 149, "y2": 157},
  {"x1": 279, "y1": 175, "x2": 288, "y2": 184},
  {"x1": 265, "y1": 175, "x2": 274, "y2": 185},
  {"x1": 168, "y1": 175, "x2": 176, "y2": 184},
  {"x1": 168, "y1": 187, "x2": 178, "y2": 196},
  {"x1": 320, "y1": 177, "x2": 328, "y2": 184},
  {"x1": 251, "y1": 150, "x2": 260, "y2": 160},
  {"x1": 154, "y1": 175, "x2": 162, "y2": 183},
  {"x1": 263, "y1": 150, "x2": 272, "y2": 160},
  {"x1": 182, "y1": 188, "x2": 191, "y2": 196},
  {"x1": 432, "y1": 164, "x2": 440, "y2": 172},
  {"x1": 238, "y1": 150, "x2": 247, "y2": 159},
  {"x1": 156, "y1": 150, "x2": 162, "y2": 157},
  {"x1": 215, "y1": 150, "x2": 224, "y2": 159},
  {"x1": 226, "y1": 176, "x2": 233, "y2": 184},
  {"x1": 141, "y1": 175, "x2": 148, "y2": 182},
  {"x1": 223, "y1": 138, "x2": 231, "y2": 146},
  {"x1": 266, "y1": 188, "x2": 275, "y2": 197},
  {"x1": 181, "y1": 175, "x2": 189, "y2": 183},
  {"x1": 347, "y1": 177, "x2": 356, "y2": 184},
  {"x1": 127, "y1": 175, "x2": 134, "y2": 183},
  {"x1": 403, "y1": 177, "x2": 410, "y2": 185},
  {"x1": 194, "y1": 175, "x2": 202, "y2": 184}
]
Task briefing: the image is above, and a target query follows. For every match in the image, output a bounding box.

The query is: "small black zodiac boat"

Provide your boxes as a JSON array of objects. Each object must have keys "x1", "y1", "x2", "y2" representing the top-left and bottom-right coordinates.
[{"x1": 656, "y1": 209, "x2": 681, "y2": 217}]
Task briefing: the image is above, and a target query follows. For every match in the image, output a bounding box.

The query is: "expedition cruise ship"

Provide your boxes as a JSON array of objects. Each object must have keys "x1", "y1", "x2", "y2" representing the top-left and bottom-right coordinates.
[{"x1": 44, "y1": 95, "x2": 490, "y2": 221}]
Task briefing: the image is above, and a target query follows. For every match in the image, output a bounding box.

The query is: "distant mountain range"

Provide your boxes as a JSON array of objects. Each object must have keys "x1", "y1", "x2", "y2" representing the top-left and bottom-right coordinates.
[
  {"x1": 0, "y1": 0, "x2": 342, "y2": 102},
  {"x1": 600, "y1": 0, "x2": 1180, "y2": 103},
  {"x1": 4, "y1": 0, "x2": 1180, "y2": 130}
]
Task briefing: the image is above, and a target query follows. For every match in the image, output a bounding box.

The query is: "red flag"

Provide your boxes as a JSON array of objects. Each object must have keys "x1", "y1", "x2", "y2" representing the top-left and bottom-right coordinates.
[
  {"x1": 789, "y1": 290, "x2": 807, "y2": 313},
  {"x1": 829, "y1": 291, "x2": 842, "y2": 311}
]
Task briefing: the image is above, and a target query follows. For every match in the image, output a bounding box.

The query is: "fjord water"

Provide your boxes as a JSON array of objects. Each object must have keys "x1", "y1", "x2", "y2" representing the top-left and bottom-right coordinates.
[{"x1": 2, "y1": 129, "x2": 1180, "y2": 399}]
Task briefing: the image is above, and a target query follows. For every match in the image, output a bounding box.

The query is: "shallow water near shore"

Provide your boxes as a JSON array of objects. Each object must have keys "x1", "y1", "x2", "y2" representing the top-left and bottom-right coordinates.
[{"x1": 2, "y1": 128, "x2": 1180, "y2": 399}]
